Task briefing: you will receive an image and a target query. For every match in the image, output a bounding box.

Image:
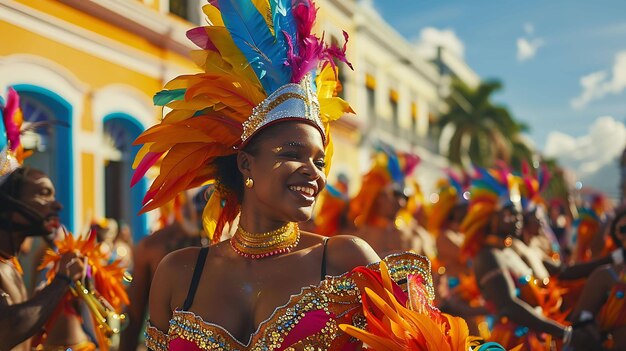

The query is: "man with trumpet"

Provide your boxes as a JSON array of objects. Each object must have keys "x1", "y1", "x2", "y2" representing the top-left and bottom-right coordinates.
[{"x1": 0, "y1": 167, "x2": 87, "y2": 351}]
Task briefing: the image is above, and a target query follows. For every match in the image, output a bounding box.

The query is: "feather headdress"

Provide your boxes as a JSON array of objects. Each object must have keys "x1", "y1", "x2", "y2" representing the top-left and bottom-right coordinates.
[
  {"x1": 348, "y1": 145, "x2": 419, "y2": 227},
  {"x1": 0, "y1": 87, "x2": 28, "y2": 186},
  {"x1": 460, "y1": 168, "x2": 522, "y2": 258},
  {"x1": 426, "y1": 169, "x2": 473, "y2": 236},
  {"x1": 132, "y1": 0, "x2": 353, "y2": 242},
  {"x1": 518, "y1": 161, "x2": 550, "y2": 211}
]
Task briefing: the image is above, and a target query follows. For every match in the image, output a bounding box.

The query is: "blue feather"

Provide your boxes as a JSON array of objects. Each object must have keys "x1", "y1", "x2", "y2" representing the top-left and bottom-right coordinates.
[
  {"x1": 0, "y1": 108, "x2": 7, "y2": 152},
  {"x1": 219, "y1": 0, "x2": 290, "y2": 92},
  {"x1": 270, "y1": 0, "x2": 297, "y2": 56}
]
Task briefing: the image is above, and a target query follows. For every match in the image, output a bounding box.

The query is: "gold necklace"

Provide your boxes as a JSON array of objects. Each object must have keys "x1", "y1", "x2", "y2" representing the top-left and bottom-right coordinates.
[{"x1": 230, "y1": 222, "x2": 300, "y2": 259}]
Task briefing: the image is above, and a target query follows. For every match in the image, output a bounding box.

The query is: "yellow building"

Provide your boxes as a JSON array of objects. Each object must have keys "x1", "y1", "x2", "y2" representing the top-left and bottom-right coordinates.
[{"x1": 0, "y1": 0, "x2": 198, "y2": 239}]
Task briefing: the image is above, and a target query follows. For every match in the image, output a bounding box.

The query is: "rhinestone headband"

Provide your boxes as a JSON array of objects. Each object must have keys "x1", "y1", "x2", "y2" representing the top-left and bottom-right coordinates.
[
  {"x1": 0, "y1": 148, "x2": 18, "y2": 186},
  {"x1": 240, "y1": 74, "x2": 324, "y2": 145}
]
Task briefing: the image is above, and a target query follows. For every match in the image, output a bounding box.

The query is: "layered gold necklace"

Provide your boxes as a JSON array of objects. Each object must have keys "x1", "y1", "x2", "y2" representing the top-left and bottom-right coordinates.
[{"x1": 230, "y1": 222, "x2": 300, "y2": 259}]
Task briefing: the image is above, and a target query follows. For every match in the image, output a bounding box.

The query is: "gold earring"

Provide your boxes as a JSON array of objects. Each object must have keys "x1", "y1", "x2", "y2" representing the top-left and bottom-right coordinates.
[{"x1": 245, "y1": 177, "x2": 254, "y2": 188}]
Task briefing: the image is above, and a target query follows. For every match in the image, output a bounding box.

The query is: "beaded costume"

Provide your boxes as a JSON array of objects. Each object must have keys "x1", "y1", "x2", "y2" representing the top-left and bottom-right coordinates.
[{"x1": 145, "y1": 252, "x2": 435, "y2": 351}]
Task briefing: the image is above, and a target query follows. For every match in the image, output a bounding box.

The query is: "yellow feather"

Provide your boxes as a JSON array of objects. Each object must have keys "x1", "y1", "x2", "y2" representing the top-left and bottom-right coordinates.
[
  {"x1": 202, "y1": 3, "x2": 224, "y2": 26},
  {"x1": 202, "y1": 190, "x2": 223, "y2": 240}
]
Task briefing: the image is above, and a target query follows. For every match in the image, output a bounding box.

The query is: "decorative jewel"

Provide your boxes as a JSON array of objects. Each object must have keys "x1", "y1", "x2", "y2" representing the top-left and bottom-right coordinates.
[
  {"x1": 245, "y1": 177, "x2": 254, "y2": 188},
  {"x1": 504, "y1": 235, "x2": 513, "y2": 247},
  {"x1": 230, "y1": 222, "x2": 300, "y2": 259}
]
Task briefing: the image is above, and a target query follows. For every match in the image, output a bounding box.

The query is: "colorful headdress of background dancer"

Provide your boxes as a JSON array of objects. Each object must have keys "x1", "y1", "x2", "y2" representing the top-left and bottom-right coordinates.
[
  {"x1": 460, "y1": 168, "x2": 522, "y2": 258},
  {"x1": 348, "y1": 144, "x2": 420, "y2": 227},
  {"x1": 573, "y1": 193, "x2": 609, "y2": 262},
  {"x1": 0, "y1": 87, "x2": 30, "y2": 185},
  {"x1": 132, "y1": 0, "x2": 354, "y2": 242},
  {"x1": 314, "y1": 181, "x2": 349, "y2": 236},
  {"x1": 518, "y1": 161, "x2": 550, "y2": 211},
  {"x1": 427, "y1": 169, "x2": 473, "y2": 236}
]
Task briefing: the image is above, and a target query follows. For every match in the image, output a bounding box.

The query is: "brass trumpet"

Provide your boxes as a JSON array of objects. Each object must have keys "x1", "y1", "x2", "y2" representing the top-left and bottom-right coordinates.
[{"x1": 70, "y1": 279, "x2": 129, "y2": 338}]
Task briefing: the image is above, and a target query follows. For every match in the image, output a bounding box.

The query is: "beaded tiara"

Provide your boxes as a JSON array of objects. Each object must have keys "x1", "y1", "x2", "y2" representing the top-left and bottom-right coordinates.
[{"x1": 132, "y1": 0, "x2": 353, "y2": 242}]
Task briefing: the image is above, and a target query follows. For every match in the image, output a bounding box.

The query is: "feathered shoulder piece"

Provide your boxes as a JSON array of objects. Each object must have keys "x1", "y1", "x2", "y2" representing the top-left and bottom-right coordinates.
[
  {"x1": 339, "y1": 261, "x2": 521, "y2": 351},
  {"x1": 0, "y1": 87, "x2": 29, "y2": 185},
  {"x1": 132, "y1": 0, "x2": 354, "y2": 242}
]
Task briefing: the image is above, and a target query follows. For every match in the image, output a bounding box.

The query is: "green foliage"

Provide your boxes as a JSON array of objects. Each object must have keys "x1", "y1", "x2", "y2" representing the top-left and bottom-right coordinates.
[{"x1": 436, "y1": 79, "x2": 534, "y2": 170}]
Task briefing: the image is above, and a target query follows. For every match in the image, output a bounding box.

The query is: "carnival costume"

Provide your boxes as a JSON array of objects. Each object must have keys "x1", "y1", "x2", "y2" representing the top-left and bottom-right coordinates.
[
  {"x1": 36, "y1": 230, "x2": 130, "y2": 351},
  {"x1": 0, "y1": 87, "x2": 27, "y2": 183},
  {"x1": 313, "y1": 182, "x2": 349, "y2": 237},
  {"x1": 461, "y1": 168, "x2": 568, "y2": 350},
  {"x1": 573, "y1": 194, "x2": 610, "y2": 263},
  {"x1": 347, "y1": 146, "x2": 419, "y2": 229},
  {"x1": 596, "y1": 266, "x2": 626, "y2": 349},
  {"x1": 134, "y1": 1, "x2": 513, "y2": 350}
]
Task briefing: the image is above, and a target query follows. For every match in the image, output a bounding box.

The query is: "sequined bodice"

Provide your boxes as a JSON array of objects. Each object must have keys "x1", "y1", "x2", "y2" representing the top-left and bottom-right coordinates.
[{"x1": 145, "y1": 252, "x2": 432, "y2": 351}]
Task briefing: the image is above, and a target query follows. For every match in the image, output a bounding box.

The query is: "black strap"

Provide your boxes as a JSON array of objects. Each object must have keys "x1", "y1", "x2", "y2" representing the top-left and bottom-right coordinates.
[
  {"x1": 182, "y1": 246, "x2": 209, "y2": 311},
  {"x1": 320, "y1": 238, "x2": 329, "y2": 280}
]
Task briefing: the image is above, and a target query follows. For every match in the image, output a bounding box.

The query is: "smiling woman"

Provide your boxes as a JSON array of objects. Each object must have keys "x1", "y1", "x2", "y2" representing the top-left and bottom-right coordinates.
[{"x1": 134, "y1": 1, "x2": 497, "y2": 351}]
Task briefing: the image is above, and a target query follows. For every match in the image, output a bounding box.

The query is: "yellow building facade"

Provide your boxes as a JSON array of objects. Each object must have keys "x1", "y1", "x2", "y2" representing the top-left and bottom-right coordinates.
[{"x1": 0, "y1": 0, "x2": 197, "y2": 238}]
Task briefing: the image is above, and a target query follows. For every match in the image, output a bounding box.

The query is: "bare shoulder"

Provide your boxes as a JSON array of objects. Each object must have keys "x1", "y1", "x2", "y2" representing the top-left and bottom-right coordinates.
[{"x1": 324, "y1": 235, "x2": 380, "y2": 276}]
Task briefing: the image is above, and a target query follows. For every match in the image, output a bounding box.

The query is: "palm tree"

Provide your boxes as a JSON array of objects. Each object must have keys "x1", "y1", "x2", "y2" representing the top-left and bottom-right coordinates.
[{"x1": 437, "y1": 79, "x2": 530, "y2": 169}]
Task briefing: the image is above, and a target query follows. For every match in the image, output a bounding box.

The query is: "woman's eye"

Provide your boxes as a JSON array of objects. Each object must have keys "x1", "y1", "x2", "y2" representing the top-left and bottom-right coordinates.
[{"x1": 314, "y1": 160, "x2": 326, "y2": 170}]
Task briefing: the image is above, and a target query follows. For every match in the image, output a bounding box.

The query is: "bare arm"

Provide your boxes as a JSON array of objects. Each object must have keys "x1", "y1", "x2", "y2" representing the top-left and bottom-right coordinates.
[
  {"x1": 119, "y1": 242, "x2": 152, "y2": 351},
  {"x1": 474, "y1": 249, "x2": 566, "y2": 338},
  {"x1": 549, "y1": 255, "x2": 613, "y2": 280},
  {"x1": 0, "y1": 277, "x2": 70, "y2": 349},
  {"x1": 148, "y1": 251, "x2": 176, "y2": 332}
]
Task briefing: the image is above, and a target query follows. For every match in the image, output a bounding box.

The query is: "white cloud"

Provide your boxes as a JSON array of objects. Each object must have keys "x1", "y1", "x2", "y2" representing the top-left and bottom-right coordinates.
[
  {"x1": 544, "y1": 116, "x2": 626, "y2": 198},
  {"x1": 524, "y1": 22, "x2": 535, "y2": 35},
  {"x1": 516, "y1": 23, "x2": 543, "y2": 62},
  {"x1": 517, "y1": 37, "x2": 544, "y2": 62},
  {"x1": 414, "y1": 27, "x2": 465, "y2": 59},
  {"x1": 571, "y1": 51, "x2": 626, "y2": 109}
]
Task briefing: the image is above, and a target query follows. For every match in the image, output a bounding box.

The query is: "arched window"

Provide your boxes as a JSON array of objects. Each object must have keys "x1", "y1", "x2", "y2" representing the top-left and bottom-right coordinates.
[{"x1": 103, "y1": 114, "x2": 147, "y2": 242}]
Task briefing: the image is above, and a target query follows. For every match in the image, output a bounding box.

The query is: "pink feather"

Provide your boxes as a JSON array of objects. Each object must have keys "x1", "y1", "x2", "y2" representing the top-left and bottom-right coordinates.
[
  {"x1": 131, "y1": 151, "x2": 163, "y2": 187},
  {"x1": 4, "y1": 87, "x2": 21, "y2": 152},
  {"x1": 286, "y1": 0, "x2": 352, "y2": 83},
  {"x1": 186, "y1": 27, "x2": 219, "y2": 51}
]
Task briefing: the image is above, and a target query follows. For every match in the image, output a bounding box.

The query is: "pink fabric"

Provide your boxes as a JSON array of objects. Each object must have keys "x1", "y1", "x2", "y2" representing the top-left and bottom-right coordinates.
[
  {"x1": 278, "y1": 309, "x2": 333, "y2": 350},
  {"x1": 169, "y1": 338, "x2": 203, "y2": 351}
]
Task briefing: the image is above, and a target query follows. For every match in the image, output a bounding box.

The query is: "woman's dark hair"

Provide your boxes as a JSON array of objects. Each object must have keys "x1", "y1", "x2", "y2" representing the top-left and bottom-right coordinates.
[{"x1": 609, "y1": 208, "x2": 626, "y2": 249}]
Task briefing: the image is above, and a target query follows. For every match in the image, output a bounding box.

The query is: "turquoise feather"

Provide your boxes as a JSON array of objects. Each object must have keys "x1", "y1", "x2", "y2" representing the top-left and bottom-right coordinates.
[
  {"x1": 153, "y1": 89, "x2": 186, "y2": 106},
  {"x1": 219, "y1": 0, "x2": 290, "y2": 93}
]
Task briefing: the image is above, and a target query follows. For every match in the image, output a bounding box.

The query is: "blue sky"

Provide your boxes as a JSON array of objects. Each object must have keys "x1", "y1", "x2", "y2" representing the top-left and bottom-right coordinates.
[{"x1": 372, "y1": 0, "x2": 626, "y2": 151}]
